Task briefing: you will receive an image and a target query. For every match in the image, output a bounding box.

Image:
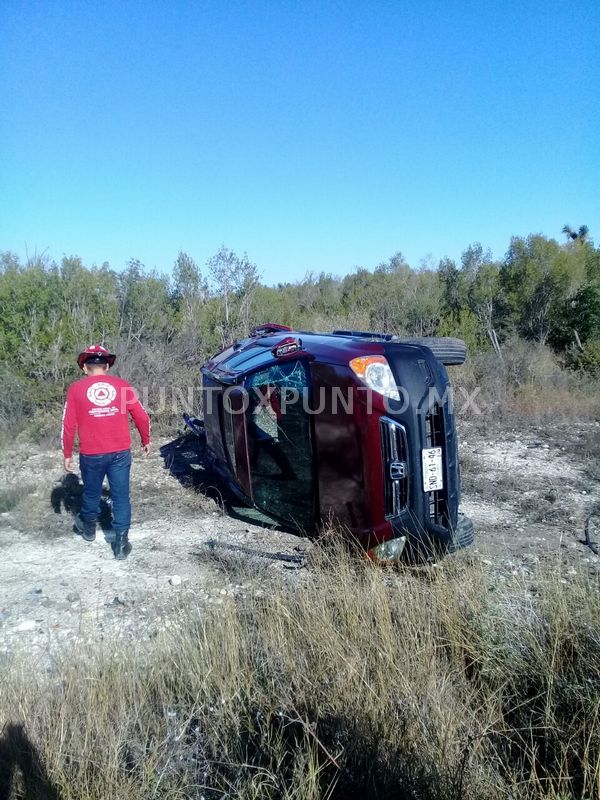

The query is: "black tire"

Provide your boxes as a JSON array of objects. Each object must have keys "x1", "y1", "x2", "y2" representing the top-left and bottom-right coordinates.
[
  {"x1": 395, "y1": 336, "x2": 467, "y2": 365},
  {"x1": 448, "y1": 513, "x2": 475, "y2": 552}
]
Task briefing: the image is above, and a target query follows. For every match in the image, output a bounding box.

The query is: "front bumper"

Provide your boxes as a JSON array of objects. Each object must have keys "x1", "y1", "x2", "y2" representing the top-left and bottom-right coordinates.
[{"x1": 370, "y1": 344, "x2": 467, "y2": 559}]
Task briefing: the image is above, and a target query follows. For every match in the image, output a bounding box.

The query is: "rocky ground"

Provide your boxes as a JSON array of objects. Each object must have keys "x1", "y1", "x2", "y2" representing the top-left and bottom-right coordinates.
[
  {"x1": 0, "y1": 433, "x2": 312, "y2": 667},
  {"x1": 459, "y1": 418, "x2": 600, "y2": 579},
  {"x1": 0, "y1": 418, "x2": 599, "y2": 665}
]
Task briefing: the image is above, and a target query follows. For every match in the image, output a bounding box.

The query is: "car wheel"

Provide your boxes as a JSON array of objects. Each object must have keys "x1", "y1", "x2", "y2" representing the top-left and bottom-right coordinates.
[
  {"x1": 448, "y1": 513, "x2": 475, "y2": 552},
  {"x1": 396, "y1": 336, "x2": 467, "y2": 365}
]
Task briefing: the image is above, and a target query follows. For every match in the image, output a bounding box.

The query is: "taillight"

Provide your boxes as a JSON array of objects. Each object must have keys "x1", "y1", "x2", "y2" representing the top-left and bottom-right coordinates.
[
  {"x1": 349, "y1": 355, "x2": 400, "y2": 400},
  {"x1": 272, "y1": 337, "x2": 302, "y2": 358}
]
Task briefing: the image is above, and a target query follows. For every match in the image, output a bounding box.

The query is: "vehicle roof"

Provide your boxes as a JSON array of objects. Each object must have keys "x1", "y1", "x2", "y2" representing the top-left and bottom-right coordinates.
[{"x1": 202, "y1": 327, "x2": 423, "y2": 379}]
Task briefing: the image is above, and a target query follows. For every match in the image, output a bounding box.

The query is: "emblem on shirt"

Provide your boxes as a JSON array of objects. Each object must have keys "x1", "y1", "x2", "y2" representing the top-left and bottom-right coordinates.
[{"x1": 87, "y1": 382, "x2": 117, "y2": 407}]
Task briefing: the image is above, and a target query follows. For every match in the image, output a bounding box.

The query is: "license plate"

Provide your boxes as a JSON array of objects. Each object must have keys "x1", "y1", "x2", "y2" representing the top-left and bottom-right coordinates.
[{"x1": 422, "y1": 447, "x2": 443, "y2": 492}]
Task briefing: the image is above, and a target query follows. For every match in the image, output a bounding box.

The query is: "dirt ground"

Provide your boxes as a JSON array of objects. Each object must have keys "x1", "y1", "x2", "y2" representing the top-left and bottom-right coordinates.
[
  {"x1": 458, "y1": 418, "x2": 600, "y2": 575},
  {"x1": 0, "y1": 418, "x2": 599, "y2": 664}
]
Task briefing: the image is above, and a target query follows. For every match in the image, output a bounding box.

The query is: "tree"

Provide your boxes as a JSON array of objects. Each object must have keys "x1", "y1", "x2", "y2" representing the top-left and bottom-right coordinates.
[
  {"x1": 206, "y1": 247, "x2": 260, "y2": 345},
  {"x1": 440, "y1": 244, "x2": 505, "y2": 356},
  {"x1": 502, "y1": 235, "x2": 586, "y2": 345},
  {"x1": 468, "y1": 261, "x2": 504, "y2": 357},
  {"x1": 374, "y1": 251, "x2": 409, "y2": 276},
  {"x1": 0, "y1": 251, "x2": 21, "y2": 273},
  {"x1": 172, "y1": 251, "x2": 206, "y2": 323},
  {"x1": 439, "y1": 258, "x2": 462, "y2": 320},
  {"x1": 463, "y1": 245, "x2": 503, "y2": 356},
  {"x1": 60, "y1": 256, "x2": 119, "y2": 348},
  {"x1": 293, "y1": 272, "x2": 342, "y2": 316},
  {"x1": 562, "y1": 224, "x2": 589, "y2": 243},
  {"x1": 117, "y1": 259, "x2": 172, "y2": 344}
]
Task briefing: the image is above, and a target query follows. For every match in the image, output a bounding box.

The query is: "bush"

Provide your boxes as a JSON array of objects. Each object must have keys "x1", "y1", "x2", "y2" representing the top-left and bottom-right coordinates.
[
  {"x1": 0, "y1": 365, "x2": 27, "y2": 432},
  {"x1": 578, "y1": 338, "x2": 600, "y2": 377},
  {"x1": 0, "y1": 485, "x2": 34, "y2": 513},
  {"x1": 16, "y1": 404, "x2": 63, "y2": 447},
  {"x1": 454, "y1": 339, "x2": 600, "y2": 421}
]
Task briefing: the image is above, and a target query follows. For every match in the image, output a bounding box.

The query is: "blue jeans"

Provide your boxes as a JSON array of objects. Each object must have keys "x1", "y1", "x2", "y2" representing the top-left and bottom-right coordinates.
[{"x1": 79, "y1": 450, "x2": 132, "y2": 534}]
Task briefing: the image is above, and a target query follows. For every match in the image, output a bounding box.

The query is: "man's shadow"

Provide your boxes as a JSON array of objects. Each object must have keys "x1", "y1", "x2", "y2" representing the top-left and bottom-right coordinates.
[
  {"x1": 0, "y1": 724, "x2": 61, "y2": 800},
  {"x1": 50, "y1": 473, "x2": 112, "y2": 533}
]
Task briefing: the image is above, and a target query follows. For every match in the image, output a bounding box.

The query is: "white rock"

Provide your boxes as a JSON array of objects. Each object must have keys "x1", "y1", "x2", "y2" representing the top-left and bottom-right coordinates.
[
  {"x1": 16, "y1": 620, "x2": 36, "y2": 632},
  {"x1": 169, "y1": 575, "x2": 182, "y2": 586}
]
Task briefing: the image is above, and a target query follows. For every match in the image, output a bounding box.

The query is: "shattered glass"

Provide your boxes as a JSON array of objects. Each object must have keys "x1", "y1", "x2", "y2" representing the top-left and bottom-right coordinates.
[{"x1": 245, "y1": 360, "x2": 315, "y2": 529}]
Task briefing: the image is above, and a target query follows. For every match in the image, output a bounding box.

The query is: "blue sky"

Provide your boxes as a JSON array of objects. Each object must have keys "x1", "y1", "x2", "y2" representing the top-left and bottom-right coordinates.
[{"x1": 1, "y1": 0, "x2": 598, "y2": 284}]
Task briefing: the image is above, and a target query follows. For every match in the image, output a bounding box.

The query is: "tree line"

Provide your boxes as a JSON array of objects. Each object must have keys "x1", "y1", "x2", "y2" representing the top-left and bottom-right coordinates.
[{"x1": 0, "y1": 229, "x2": 598, "y2": 433}]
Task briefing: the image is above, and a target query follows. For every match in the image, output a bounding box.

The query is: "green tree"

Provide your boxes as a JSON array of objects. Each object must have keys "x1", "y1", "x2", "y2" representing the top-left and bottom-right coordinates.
[
  {"x1": 460, "y1": 245, "x2": 505, "y2": 356},
  {"x1": 502, "y1": 235, "x2": 586, "y2": 344},
  {"x1": 172, "y1": 251, "x2": 206, "y2": 319},
  {"x1": 562, "y1": 224, "x2": 589, "y2": 243},
  {"x1": 206, "y1": 247, "x2": 260, "y2": 345},
  {"x1": 439, "y1": 257, "x2": 462, "y2": 320},
  {"x1": 117, "y1": 259, "x2": 173, "y2": 344},
  {"x1": 60, "y1": 256, "x2": 120, "y2": 349}
]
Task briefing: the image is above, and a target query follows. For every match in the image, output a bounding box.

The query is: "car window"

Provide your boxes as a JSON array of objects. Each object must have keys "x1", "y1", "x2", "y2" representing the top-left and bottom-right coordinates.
[{"x1": 245, "y1": 360, "x2": 314, "y2": 529}]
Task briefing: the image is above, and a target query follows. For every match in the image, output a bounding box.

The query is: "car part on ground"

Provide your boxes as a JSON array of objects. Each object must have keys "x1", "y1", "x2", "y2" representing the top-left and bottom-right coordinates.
[
  {"x1": 203, "y1": 539, "x2": 307, "y2": 566},
  {"x1": 582, "y1": 508, "x2": 599, "y2": 555}
]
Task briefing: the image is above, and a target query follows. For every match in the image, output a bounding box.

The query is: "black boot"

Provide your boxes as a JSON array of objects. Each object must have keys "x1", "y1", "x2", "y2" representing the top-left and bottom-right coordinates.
[
  {"x1": 73, "y1": 514, "x2": 96, "y2": 542},
  {"x1": 112, "y1": 530, "x2": 132, "y2": 560}
]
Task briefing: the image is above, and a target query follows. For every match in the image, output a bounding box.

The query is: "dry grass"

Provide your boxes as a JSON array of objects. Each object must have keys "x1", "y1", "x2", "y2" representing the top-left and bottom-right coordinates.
[
  {"x1": 507, "y1": 386, "x2": 600, "y2": 422},
  {"x1": 0, "y1": 485, "x2": 36, "y2": 514},
  {"x1": 0, "y1": 541, "x2": 599, "y2": 799},
  {"x1": 455, "y1": 341, "x2": 600, "y2": 424},
  {"x1": 580, "y1": 428, "x2": 600, "y2": 483}
]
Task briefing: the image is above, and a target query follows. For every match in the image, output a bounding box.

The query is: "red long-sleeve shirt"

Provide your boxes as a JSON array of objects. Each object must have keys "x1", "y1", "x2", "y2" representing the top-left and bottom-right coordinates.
[{"x1": 61, "y1": 375, "x2": 150, "y2": 458}]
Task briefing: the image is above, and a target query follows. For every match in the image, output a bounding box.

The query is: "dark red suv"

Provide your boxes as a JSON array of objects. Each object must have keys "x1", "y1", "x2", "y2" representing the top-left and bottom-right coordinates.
[{"x1": 200, "y1": 324, "x2": 474, "y2": 562}]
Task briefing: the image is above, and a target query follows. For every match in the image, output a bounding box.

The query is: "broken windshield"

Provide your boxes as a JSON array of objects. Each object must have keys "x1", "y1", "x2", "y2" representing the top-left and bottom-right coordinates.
[{"x1": 245, "y1": 360, "x2": 315, "y2": 530}]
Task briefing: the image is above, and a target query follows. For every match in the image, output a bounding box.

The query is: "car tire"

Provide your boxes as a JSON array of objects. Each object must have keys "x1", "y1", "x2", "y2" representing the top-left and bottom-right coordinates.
[
  {"x1": 395, "y1": 336, "x2": 467, "y2": 365},
  {"x1": 448, "y1": 513, "x2": 475, "y2": 552}
]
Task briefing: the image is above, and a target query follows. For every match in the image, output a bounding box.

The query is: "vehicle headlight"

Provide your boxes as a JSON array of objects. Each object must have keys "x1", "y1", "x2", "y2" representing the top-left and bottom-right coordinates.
[
  {"x1": 368, "y1": 536, "x2": 407, "y2": 562},
  {"x1": 349, "y1": 355, "x2": 400, "y2": 400}
]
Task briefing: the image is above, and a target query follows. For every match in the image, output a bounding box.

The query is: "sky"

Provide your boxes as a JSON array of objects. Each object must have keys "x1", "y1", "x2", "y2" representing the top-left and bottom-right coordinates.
[{"x1": 1, "y1": 0, "x2": 599, "y2": 285}]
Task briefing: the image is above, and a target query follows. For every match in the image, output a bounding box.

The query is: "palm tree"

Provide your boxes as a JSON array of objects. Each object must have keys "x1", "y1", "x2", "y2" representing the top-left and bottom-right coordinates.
[{"x1": 562, "y1": 224, "x2": 589, "y2": 242}]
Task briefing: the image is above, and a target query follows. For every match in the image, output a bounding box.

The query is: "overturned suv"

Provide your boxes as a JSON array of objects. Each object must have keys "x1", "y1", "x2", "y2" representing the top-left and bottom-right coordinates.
[{"x1": 199, "y1": 324, "x2": 474, "y2": 562}]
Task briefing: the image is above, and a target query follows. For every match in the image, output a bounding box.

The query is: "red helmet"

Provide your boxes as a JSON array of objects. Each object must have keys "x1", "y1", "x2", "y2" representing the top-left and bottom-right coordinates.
[{"x1": 77, "y1": 344, "x2": 116, "y2": 370}]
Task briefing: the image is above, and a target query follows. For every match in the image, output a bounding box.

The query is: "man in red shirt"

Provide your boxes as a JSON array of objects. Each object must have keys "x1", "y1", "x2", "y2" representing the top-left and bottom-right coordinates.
[{"x1": 62, "y1": 345, "x2": 150, "y2": 559}]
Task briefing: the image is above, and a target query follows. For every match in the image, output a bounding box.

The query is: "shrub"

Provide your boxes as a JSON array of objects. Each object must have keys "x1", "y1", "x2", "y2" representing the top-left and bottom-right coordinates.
[
  {"x1": 454, "y1": 339, "x2": 600, "y2": 422},
  {"x1": 578, "y1": 338, "x2": 600, "y2": 377},
  {"x1": 0, "y1": 365, "x2": 27, "y2": 432}
]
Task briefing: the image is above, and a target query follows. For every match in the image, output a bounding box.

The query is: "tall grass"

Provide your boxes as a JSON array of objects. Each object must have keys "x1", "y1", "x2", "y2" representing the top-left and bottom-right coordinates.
[
  {"x1": 455, "y1": 340, "x2": 600, "y2": 423},
  {"x1": 1, "y1": 543, "x2": 599, "y2": 799}
]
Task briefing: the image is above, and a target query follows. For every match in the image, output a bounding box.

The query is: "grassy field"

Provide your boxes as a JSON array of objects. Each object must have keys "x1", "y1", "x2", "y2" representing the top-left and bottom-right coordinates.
[{"x1": 1, "y1": 540, "x2": 599, "y2": 800}]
